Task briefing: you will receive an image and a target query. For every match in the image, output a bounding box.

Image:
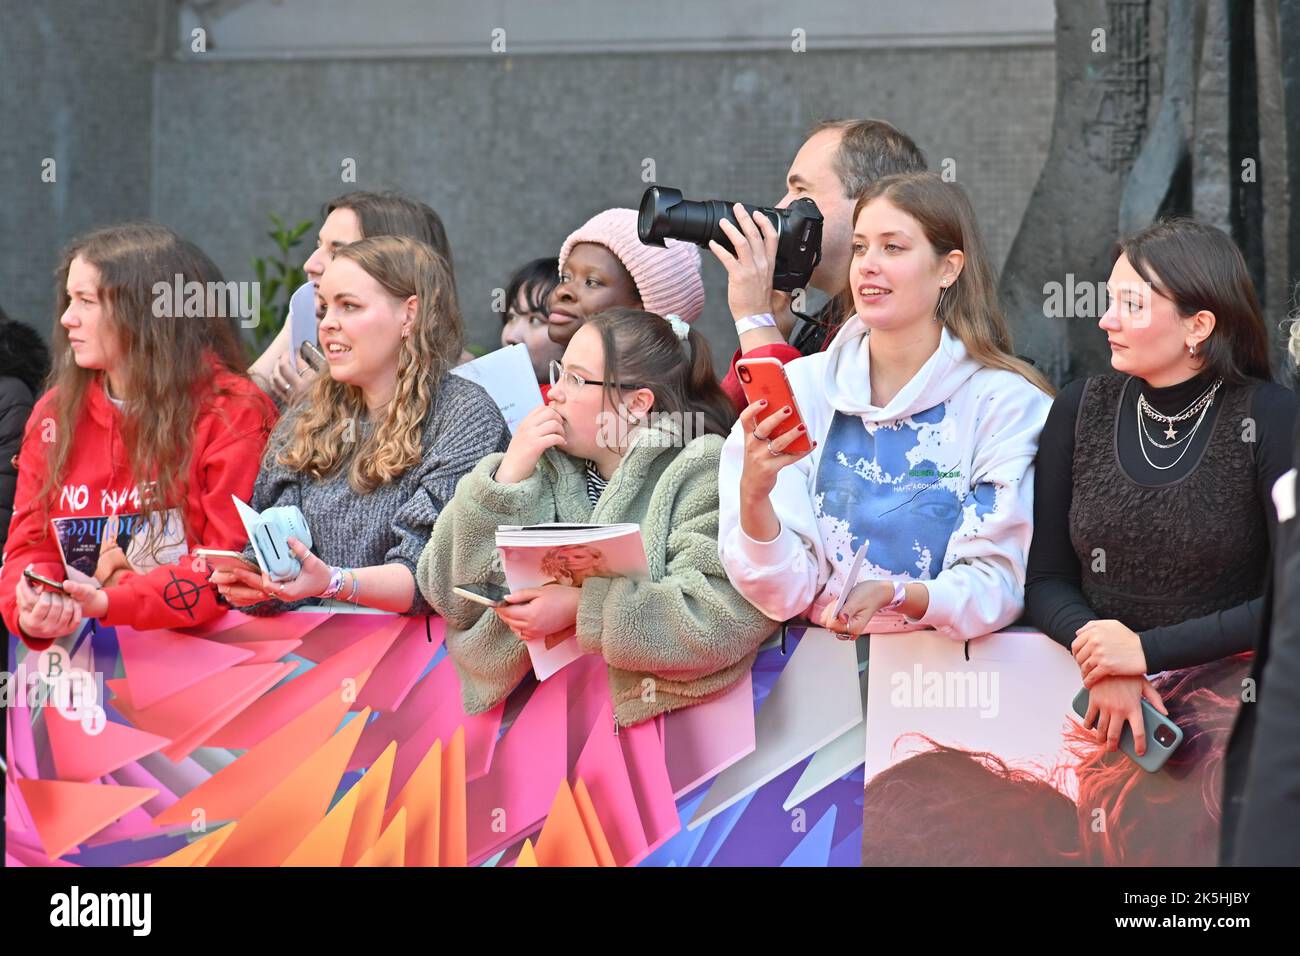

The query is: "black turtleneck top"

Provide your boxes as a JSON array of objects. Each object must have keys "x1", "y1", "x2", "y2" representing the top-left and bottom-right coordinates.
[{"x1": 1024, "y1": 370, "x2": 1296, "y2": 672}]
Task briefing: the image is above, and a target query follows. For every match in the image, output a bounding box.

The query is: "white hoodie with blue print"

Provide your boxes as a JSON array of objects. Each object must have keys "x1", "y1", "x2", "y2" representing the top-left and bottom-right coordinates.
[{"x1": 718, "y1": 318, "x2": 1052, "y2": 640}]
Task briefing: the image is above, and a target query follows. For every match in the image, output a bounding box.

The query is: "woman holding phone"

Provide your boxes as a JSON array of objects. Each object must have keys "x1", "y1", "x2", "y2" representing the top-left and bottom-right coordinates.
[
  {"x1": 718, "y1": 172, "x2": 1053, "y2": 640},
  {"x1": 211, "y1": 236, "x2": 508, "y2": 614},
  {"x1": 1025, "y1": 218, "x2": 1295, "y2": 756},
  {"x1": 0, "y1": 223, "x2": 277, "y2": 649}
]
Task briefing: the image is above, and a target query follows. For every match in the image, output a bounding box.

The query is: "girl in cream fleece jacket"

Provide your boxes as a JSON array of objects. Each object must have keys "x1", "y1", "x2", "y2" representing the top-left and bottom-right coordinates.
[
  {"x1": 719, "y1": 173, "x2": 1054, "y2": 641},
  {"x1": 418, "y1": 308, "x2": 775, "y2": 727}
]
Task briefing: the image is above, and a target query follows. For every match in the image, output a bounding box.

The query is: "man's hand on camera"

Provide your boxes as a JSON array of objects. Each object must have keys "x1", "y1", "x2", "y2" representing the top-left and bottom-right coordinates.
[{"x1": 712, "y1": 205, "x2": 780, "y2": 343}]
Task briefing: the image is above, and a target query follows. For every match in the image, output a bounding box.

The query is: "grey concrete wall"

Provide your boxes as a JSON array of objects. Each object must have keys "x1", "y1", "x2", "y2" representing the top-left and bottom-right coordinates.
[
  {"x1": 0, "y1": 1, "x2": 1055, "y2": 377},
  {"x1": 0, "y1": 0, "x2": 163, "y2": 340},
  {"x1": 150, "y1": 44, "x2": 1055, "y2": 370}
]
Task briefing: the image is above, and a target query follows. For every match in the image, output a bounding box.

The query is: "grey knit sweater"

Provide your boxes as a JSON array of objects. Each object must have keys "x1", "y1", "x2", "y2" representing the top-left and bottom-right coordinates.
[{"x1": 240, "y1": 373, "x2": 510, "y2": 614}]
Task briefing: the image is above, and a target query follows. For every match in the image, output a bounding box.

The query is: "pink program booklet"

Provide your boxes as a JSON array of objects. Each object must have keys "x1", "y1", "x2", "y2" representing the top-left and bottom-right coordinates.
[{"x1": 495, "y1": 523, "x2": 650, "y2": 680}]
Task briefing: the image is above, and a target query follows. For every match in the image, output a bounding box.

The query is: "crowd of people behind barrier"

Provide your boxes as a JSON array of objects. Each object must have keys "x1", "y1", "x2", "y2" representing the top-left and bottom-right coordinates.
[{"x1": 2, "y1": 118, "x2": 1298, "y2": 865}]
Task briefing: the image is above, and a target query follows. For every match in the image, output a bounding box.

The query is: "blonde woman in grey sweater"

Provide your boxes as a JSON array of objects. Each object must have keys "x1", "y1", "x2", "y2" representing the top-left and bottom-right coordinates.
[
  {"x1": 418, "y1": 308, "x2": 776, "y2": 727},
  {"x1": 212, "y1": 236, "x2": 509, "y2": 614}
]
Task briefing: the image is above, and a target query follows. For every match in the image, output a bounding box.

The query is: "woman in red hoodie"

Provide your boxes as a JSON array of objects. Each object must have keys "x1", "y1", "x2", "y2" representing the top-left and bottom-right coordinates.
[{"x1": 1, "y1": 223, "x2": 277, "y2": 649}]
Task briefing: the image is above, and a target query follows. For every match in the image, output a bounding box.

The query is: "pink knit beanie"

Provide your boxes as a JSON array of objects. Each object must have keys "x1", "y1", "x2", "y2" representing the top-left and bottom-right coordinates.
[{"x1": 557, "y1": 208, "x2": 705, "y2": 325}]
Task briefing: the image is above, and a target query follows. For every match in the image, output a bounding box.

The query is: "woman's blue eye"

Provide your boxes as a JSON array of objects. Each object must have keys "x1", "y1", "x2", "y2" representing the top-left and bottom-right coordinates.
[{"x1": 886, "y1": 243, "x2": 902, "y2": 252}]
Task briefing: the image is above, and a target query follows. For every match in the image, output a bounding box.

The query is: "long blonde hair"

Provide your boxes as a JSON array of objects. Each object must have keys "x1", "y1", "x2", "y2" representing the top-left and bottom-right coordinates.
[
  {"x1": 854, "y1": 173, "x2": 1054, "y2": 396},
  {"x1": 275, "y1": 236, "x2": 463, "y2": 492}
]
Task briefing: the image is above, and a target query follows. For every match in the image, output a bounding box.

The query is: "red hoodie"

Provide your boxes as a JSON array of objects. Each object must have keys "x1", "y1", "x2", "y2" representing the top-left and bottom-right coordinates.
[{"x1": 1, "y1": 365, "x2": 277, "y2": 648}]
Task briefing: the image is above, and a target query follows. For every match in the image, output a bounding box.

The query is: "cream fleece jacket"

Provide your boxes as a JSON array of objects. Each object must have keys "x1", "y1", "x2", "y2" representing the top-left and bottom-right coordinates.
[{"x1": 417, "y1": 421, "x2": 777, "y2": 726}]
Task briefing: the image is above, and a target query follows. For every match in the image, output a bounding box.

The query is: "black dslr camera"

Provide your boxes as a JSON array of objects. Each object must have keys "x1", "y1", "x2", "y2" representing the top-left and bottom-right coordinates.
[{"x1": 637, "y1": 185, "x2": 823, "y2": 292}]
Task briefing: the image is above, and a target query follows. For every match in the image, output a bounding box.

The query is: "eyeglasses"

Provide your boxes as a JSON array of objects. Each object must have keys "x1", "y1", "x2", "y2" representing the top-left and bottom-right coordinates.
[{"x1": 548, "y1": 360, "x2": 648, "y2": 391}]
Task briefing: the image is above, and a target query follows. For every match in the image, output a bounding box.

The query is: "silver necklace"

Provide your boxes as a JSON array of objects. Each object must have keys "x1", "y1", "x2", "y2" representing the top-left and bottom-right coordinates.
[
  {"x1": 1137, "y1": 378, "x2": 1223, "y2": 440},
  {"x1": 1137, "y1": 409, "x2": 1197, "y2": 450},
  {"x1": 1136, "y1": 391, "x2": 1217, "y2": 470}
]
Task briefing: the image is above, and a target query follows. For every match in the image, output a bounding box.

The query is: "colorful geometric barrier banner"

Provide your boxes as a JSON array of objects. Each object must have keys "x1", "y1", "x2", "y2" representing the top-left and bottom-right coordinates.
[
  {"x1": 5, "y1": 613, "x2": 1233, "y2": 866},
  {"x1": 3, "y1": 613, "x2": 863, "y2": 867}
]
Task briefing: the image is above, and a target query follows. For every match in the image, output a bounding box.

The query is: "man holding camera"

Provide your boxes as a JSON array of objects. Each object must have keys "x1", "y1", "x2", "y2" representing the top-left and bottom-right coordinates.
[{"x1": 710, "y1": 118, "x2": 928, "y2": 412}]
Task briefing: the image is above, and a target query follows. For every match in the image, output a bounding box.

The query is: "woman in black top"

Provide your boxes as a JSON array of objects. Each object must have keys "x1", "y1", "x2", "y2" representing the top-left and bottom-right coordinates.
[{"x1": 1025, "y1": 218, "x2": 1296, "y2": 755}]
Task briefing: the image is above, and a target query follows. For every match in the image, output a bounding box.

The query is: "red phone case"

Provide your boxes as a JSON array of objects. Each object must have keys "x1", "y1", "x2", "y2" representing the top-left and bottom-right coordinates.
[{"x1": 736, "y1": 358, "x2": 813, "y2": 454}]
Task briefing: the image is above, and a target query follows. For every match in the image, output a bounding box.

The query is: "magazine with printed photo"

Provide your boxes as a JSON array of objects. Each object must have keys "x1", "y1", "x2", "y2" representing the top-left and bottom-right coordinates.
[
  {"x1": 494, "y1": 523, "x2": 650, "y2": 680},
  {"x1": 51, "y1": 509, "x2": 189, "y2": 582}
]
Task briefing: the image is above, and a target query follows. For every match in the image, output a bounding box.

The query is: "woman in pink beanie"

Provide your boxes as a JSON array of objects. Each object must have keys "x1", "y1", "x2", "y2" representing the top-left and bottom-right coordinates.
[{"x1": 547, "y1": 208, "x2": 705, "y2": 346}]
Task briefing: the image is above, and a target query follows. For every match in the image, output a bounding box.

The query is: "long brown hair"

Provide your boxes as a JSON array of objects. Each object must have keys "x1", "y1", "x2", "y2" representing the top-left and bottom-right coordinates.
[
  {"x1": 275, "y1": 236, "x2": 462, "y2": 492},
  {"x1": 587, "y1": 308, "x2": 736, "y2": 440},
  {"x1": 39, "y1": 223, "x2": 249, "y2": 539},
  {"x1": 1117, "y1": 218, "x2": 1272, "y2": 386},
  {"x1": 854, "y1": 173, "x2": 1054, "y2": 395}
]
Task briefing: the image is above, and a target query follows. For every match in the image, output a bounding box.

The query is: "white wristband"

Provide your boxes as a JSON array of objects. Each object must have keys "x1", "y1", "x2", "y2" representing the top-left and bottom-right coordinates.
[
  {"x1": 735, "y1": 312, "x2": 777, "y2": 335},
  {"x1": 882, "y1": 581, "x2": 908, "y2": 611}
]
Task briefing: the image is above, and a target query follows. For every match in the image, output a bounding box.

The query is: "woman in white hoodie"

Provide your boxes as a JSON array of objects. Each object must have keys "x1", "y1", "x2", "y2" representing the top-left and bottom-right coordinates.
[{"x1": 718, "y1": 172, "x2": 1054, "y2": 640}]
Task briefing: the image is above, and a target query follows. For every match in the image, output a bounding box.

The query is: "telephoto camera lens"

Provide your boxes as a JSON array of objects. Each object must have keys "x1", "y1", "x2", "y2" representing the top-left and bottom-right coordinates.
[{"x1": 637, "y1": 185, "x2": 823, "y2": 292}]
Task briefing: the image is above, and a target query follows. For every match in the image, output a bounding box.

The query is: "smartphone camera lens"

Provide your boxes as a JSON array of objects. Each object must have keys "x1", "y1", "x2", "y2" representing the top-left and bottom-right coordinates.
[
  {"x1": 738, "y1": 367, "x2": 751, "y2": 384},
  {"x1": 1154, "y1": 725, "x2": 1177, "y2": 748}
]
